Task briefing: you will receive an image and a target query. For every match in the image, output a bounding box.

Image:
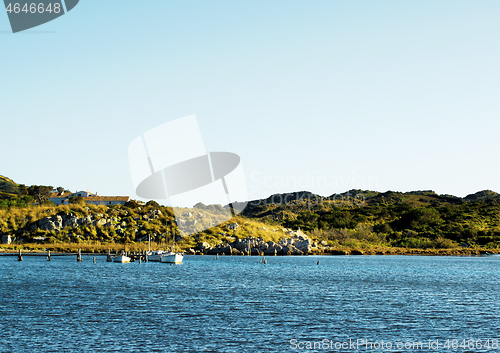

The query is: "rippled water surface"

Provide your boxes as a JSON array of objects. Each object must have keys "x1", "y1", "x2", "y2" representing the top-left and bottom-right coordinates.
[{"x1": 0, "y1": 255, "x2": 499, "y2": 352}]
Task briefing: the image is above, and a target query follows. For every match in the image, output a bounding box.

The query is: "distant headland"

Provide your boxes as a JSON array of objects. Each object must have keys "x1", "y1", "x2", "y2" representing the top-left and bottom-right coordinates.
[{"x1": 1, "y1": 175, "x2": 499, "y2": 256}]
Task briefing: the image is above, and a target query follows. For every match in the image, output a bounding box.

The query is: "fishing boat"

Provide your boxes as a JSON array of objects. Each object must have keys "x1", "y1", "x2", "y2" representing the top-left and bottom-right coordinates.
[
  {"x1": 145, "y1": 234, "x2": 169, "y2": 261},
  {"x1": 113, "y1": 242, "x2": 131, "y2": 263},
  {"x1": 113, "y1": 254, "x2": 131, "y2": 263},
  {"x1": 159, "y1": 252, "x2": 183, "y2": 264},
  {"x1": 159, "y1": 230, "x2": 183, "y2": 264},
  {"x1": 147, "y1": 249, "x2": 168, "y2": 262}
]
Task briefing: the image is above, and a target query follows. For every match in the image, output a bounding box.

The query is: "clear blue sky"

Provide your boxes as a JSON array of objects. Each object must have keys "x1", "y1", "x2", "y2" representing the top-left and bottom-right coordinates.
[{"x1": 2, "y1": 1, "x2": 500, "y2": 205}]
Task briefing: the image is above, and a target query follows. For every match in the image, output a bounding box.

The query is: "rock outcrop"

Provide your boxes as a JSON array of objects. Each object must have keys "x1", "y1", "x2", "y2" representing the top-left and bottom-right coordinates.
[
  {"x1": 227, "y1": 223, "x2": 239, "y2": 230},
  {"x1": 195, "y1": 229, "x2": 315, "y2": 256},
  {"x1": 38, "y1": 215, "x2": 63, "y2": 231}
]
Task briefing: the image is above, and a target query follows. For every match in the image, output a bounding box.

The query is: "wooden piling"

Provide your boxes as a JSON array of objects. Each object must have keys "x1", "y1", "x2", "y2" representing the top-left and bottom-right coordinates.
[
  {"x1": 77, "y1": 248, "x2": 82, "y2": 262},
  {"x1": 93, "y1": 257, "x2": 96, "y2": 263},
  {"x1": 18, "y1": 249, "x2": 22, "y2": 262},
  {"x1": 47, "y1": 250, "x2": 51, "y2": 262}
]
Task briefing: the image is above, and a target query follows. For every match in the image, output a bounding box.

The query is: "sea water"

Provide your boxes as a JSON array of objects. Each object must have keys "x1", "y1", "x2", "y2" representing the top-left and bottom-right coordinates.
[{"x1": 0, "y1": 255, "x2": 499, "y2": 352}]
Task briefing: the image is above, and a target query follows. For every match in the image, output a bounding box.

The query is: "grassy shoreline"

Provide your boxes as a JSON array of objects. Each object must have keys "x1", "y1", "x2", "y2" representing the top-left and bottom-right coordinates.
[{"x1": 1, "y1": 243, "x2": 498, "y2": 256}]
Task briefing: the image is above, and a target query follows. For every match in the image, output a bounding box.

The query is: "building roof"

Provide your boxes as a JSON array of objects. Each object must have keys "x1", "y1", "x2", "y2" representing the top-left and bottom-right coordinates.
[
  {"x1": 49, "y1": 193, "x2": 129, "y2": 202},
  {"x1": 49, "y1": 192, "x2": 67, "y2": 199},
  {"x1": 86, "y1": 196, "x2": 130, "y2": 202}
]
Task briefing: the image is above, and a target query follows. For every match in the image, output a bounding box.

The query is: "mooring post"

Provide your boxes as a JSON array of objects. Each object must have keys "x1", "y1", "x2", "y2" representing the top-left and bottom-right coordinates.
[
  {"x1": 18, "y1": 249, "x2": 22, "y2": 262},
  {"x1": 77, "y1": 248, "x2": 82, "y2": 262},
  {"x1": 106, "y1": 249, "x2": 112, "y2": 262},
  {"x1": 47, "y1": 250, "x2": 51, "y2": 262},
  {"x1": 93, "y1": 257, "x2": 96, "y2": 263},
  {"x1": 216, "y1": 254, "x2": 219, "y2": 260}
]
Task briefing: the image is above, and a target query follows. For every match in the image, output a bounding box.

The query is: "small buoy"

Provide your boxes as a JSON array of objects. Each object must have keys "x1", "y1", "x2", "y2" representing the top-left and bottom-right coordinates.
[{"x1": 295, "y1": 265, "x2": 297, "y2": 269}]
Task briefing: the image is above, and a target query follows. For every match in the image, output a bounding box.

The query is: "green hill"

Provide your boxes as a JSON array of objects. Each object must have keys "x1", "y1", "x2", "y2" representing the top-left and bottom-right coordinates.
[
  {"x1": 0, "y1": 175, "x2": 19, "y2": 197},
  {"x1": 240, "y1": 189, "x2": 500, "y2": 249},
  {"x1": 1, "y1": 173, "x2": 500, "y2": 253}
]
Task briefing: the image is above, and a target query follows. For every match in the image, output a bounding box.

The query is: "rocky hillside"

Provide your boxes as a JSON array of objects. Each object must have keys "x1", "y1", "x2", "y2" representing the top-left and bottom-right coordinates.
[
  {"x1": 191, "y1": 227, "x2": 312, "y2": 255},
  {"x1": 1, "y1": 174, "x2": 500, "y2": 252}
]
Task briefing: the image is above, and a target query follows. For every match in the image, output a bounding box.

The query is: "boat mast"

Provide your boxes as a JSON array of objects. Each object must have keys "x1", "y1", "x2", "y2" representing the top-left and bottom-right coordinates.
[{"x1": 172, "y1": 229, "x2": 175, "y2": 253}]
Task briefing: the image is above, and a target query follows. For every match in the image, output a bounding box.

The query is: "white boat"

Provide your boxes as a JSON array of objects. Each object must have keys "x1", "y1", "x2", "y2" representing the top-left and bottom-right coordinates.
[
  {"x1": 113, "y1": 254, "x2": 131, "y2": 263},
  {"x1": 145, "y1": 233, "x2": 170, "y2": 261},
  {"x1": 159, "y1": 252, "x2": 183, "y2": 264},
  {"x1": 146, "y1": 249, "x2": 168, "y2": 262}
]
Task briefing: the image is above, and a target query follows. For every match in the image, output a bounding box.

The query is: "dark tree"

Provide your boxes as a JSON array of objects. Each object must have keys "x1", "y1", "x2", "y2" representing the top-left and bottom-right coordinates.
[
  {"x1": 125, "y1": 200, "x2": 140, "y2": 209},
  {"x1": 18, "y1": 184, "x2": 28, "y2": 196},
  {"x1": 146, "y1": 200, "x2": 160, "y2": 208},
  {"x1": 27, "y1": 185, "x2": 53, "y2": 205},
  {"x1": 68, "y1": 196, "x2": 85, "y2": 204}
]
